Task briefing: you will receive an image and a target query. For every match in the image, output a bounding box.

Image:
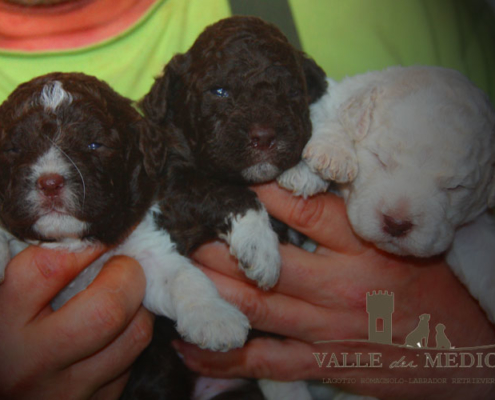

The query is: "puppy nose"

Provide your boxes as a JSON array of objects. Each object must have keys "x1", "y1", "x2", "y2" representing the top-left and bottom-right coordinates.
[
  {"x1": 383, "y1": 214, "x2": 413, "y2": 237},
  {"x1": 249, "y1": 127, "x2": 276, "y2": 150},
  {"x1": 37, "y1": 173, "x2": 65, "y2": 198}
]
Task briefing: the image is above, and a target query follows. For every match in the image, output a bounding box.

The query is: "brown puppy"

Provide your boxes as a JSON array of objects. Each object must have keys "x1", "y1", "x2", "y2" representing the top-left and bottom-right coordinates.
[
  {"x1": 131, "y1": 16, "x2": 327, "y2": 400},
  {"x1": 143, "y1": 16, "x2": 327, "y2": 287}
]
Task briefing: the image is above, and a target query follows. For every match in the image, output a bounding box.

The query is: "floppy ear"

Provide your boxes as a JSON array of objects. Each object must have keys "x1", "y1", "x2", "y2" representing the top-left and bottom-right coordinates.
[
  {"x1": 300, "y1": 55, "x2": 328, "y2": 104},
  {"x1": 140, "y1": 53, "x2": 189, "y2": 125},
  {"x1": 339, "y1": 87, "x2": 379, "y2": 142},
  {"x1": 137, "y1": 119, "x2": 168, "y2": 179}
]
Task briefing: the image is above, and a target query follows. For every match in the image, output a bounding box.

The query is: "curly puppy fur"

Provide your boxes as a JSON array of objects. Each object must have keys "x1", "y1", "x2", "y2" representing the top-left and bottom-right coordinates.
[
  {"x1": 279, "y1": 65, "x2": 495, "y2": 323},
  {"x1": 143, "y1": 16, "x2": 327, "y2": 259},
  {"x1": 0, "y1": 72, "x2": 161, "y2": 250},
  {"x1": 133, "y1": 16, "x2": 327, "y2": 400}
]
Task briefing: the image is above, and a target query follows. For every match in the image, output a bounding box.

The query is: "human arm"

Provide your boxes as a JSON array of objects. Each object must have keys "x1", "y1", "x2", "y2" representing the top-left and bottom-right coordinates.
[
  {"x1": 0, "y1": 246, "x2": 153, "y2": 400},
  {"x1": 175, "y1": 183, "x2": 495, "y2": 400}
]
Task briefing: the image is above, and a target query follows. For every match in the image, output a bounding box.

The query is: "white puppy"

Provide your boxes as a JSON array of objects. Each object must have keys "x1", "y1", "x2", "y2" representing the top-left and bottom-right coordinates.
[{"x1": 279, "y1": 66, "x2": 495, "y2": 322}]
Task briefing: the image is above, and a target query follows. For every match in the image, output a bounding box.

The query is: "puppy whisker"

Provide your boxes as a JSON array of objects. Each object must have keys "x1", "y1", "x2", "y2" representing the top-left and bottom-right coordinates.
[{"x1": 42, "y1": 134, "x2": 86, "y2": 212}]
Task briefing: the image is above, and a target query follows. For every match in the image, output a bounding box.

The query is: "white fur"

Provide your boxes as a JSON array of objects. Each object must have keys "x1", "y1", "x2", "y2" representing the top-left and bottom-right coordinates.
[
  {"x1": 277, "y1": 160, "x2": 329, "y2": 198},
  {"x1": 51, "y1": 207, "x2": 251, "y2": 351},
  {"x1": 281, "y1": 66, "x2": 495, "y2": 323},
  {"x1": 40, "y1": 81, "x2": 73, "y2": 111},
  {"x1": 241, "y1": 162, "x2": 280, "y2": 183},
  {"x1": 447, "y1": 213, "x2": 495, "y2": 322},
  {"x1": 221, "y1": 208, "x2": 281, "y2": 289},
  {"x1": 258, "y1": 380, "x2": 313, "y2": 400},
  {"x1": 0, "y1": 227, "x2": 17, "y2": 283}
]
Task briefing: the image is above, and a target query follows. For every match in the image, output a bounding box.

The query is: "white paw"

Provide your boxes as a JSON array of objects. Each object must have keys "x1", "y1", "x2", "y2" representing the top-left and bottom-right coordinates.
[
  {"x1": 224, "y1": 209, "x2": 281, "y2": 289},
  {"x1": 176, "y1": 298, "x2": 250, "y2": 352},
  {"x1": 277, "y1": 161, "x2": 329, "y2": 198},
  {"x1": 303, "y1": 138, "x2": 358, "y2": 183}
]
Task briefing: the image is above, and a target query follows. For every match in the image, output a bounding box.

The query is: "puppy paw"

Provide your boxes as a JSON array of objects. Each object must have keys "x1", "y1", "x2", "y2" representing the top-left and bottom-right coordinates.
[
  {"x1": 277, "y1": 161, "x2": 329, "y2": 198},
  {"x1": 176, "y1": 299, "x2": 250, "y2": 352},
  {"x1": 224, "y1": 208, "x2": 281, "y2": 289},
  {"x1": 303, "y1": 138, "x2": 358, "y2": 183}
]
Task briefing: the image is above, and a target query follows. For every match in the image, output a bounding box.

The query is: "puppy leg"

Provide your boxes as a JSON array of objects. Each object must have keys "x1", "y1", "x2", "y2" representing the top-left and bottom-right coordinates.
[
  {"x1": 123, "y1": 211, "x2": 250, "y2": 351},
  {"x1": 277, "y1": 160, "x2": 329, "y2": 198},
  {"x1": 303, "y1": 124, "x2": 358, "y2": 183},
  {"x1": 221, "y1": 207, "x2": 281, "y2": 290},
  {"x1": 161, "y1": 177, "x2": 282, "y2": 290}
]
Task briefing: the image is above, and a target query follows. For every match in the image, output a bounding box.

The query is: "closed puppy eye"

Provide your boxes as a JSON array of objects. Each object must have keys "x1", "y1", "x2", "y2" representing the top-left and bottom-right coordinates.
[
  {"x1": 371, "y1": 151, "x2": 388, "y2": 169},
  {"x1": 446, "y1": 184, "x2": 467, "y2": 192},
  {"x1": 209, "y1": 87, "x2": 230, "y2": 98}
]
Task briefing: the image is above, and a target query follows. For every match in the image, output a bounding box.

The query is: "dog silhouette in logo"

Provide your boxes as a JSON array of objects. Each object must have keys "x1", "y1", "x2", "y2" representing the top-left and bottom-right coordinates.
[
  {"x1": 405, "y1": 314, "x2": 430, "y2": 348},
  {"x1": 435, "y1": 323, "x2": 452, "y2": 349}
]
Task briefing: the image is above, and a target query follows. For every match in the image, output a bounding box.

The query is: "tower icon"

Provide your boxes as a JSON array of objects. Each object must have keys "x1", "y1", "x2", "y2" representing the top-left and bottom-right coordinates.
[{"x1": 367, "y1": 291, "x2": 394, "y2": 344}]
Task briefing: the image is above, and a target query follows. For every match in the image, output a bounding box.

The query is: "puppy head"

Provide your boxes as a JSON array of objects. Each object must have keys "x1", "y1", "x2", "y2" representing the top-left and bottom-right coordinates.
[
  {"x1": 339, "y1": 66, "x2": 495, "y2": 257},
  {"x1": 142, "y1": 16, "x2": 327, "y2": 184},
  {"x1": 0, "y1": 72, "x2": 165, "y2": 245}
]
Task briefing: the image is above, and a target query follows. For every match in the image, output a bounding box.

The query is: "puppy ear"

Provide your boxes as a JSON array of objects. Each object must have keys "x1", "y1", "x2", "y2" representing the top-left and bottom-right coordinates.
[
  {"x1": 140, "y1": 53, "x2": 189, "y2": 124},
  {"x1": 301, "y1": 55, "x2": 328, "y2": 104},
  {"x1": 137, "y1": 119, "x2": 168, "y2": 179},
  {"x1": 339, "y1": 87, "x2": 379, "y2": 142}
]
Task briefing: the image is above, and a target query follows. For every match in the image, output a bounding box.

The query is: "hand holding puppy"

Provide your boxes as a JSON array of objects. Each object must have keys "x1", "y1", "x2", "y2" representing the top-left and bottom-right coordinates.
[
  {"x1": 178, "y1": 183, "x2": 495, "y2": 400},
  {"x1": 0, "y1": 246, "x2": 153, "y2": 400}
]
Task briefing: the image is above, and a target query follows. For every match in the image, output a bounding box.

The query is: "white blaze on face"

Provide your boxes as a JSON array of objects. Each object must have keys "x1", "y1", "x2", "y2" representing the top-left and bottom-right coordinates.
[{"x1": 28, "y1": 146, "x2": 87, "y2": 240}]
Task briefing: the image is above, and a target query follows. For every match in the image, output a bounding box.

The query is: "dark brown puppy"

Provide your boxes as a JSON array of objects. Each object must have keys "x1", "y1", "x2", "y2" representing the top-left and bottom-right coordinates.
[
  {"x1": 0, "y1": 73, "x2": 193, "y2": 400},
  {"x1": 0, "y1": 72, "x2": 162, "y2": 247},
  {"x1": 144, "y1": 15, "x2": 327, "y2": 261},
  {"x1": 127, "y1": 16, "x2": 327, "y2": 400}
]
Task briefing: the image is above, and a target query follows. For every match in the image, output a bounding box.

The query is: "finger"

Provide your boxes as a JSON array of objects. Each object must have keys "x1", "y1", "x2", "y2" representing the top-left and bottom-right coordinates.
[
  {"x1": 195, "y1": 264, "x2": 350, "y2": 341},
  {"x1": 33, "y1": 255, "x2": 147, "y2": 368},
  {"x1": 0, "y1": 245, "x2": 106, "y2": 323},
  {"x1": 193, "y1": 240, "x2": 374, "y2": 308},
  {"x1": 252, "y1": 182, "x2": 366, "y2": 254},
  {"x1": 173, "y1": 338, "x2": 317, "y2": 381},
  {"x1": 72, "y1": 307, "x2": 153, "y2": 394}
]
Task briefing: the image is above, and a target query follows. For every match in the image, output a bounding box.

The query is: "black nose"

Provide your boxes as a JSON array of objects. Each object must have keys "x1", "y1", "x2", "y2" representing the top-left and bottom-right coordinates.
[
  {"x1": 249, "y1": 126, "x2": 276, "y2": 150},
  {"x1": 37, "y1": 173, "x2": 65, "y2": 198},
  {"x1": 383, "y1": 214, "x2": 413, "y2": 238}
]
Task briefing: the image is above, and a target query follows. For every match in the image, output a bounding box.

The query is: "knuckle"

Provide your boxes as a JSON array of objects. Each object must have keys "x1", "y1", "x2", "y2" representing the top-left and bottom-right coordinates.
[
  {"x1": 128, "y1": 312, "x2": 154, "y2": 351},
  {"x1": 246, "y1": 352, "x2": 273, "y2": 379},
  {"x1": 240, "y1": 293, "x2": 269, "y2": 327},
  {"x1": 288, "y1": 196, "x2": 325, "y2": 231},
  {"x1": 106, "y1": 256, "x2": 145, "y2": 290},
  {"x1": 92, "y1": 292, "x2": 129, "y2": 333}
]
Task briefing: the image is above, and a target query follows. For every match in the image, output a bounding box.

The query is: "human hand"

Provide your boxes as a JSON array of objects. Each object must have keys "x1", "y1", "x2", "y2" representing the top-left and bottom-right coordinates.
[
  {"x1": 176, "y1": 183, "x2": 495, "y2": 400},
  {"x1": 0, "y1": 246, "x2": 153, "y2": 400}
]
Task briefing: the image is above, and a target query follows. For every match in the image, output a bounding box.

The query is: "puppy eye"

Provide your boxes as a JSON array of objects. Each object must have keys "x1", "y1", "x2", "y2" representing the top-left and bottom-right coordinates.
[
  {"x1": 88, "y1": 142, "x2": 103, "y2": 150},
  {"x1": 210, "y1": 87, "x2": 229, "y2": 98}
]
